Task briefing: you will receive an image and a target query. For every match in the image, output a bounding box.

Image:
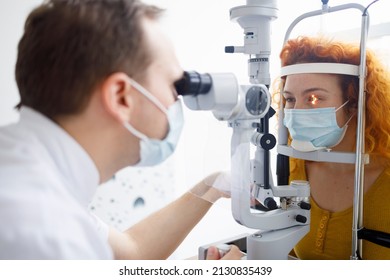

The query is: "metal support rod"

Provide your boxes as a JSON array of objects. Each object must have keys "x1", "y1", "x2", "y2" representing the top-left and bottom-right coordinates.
[
  {"x1": 283, "y1": 4, "x2": 365, "y2": 43},
  {"x1": 261, "y1": 112, "x2": 270, "y2": 189},
  {"x1": 351, "y1": 12, "x2": 369, "y2": 260}
]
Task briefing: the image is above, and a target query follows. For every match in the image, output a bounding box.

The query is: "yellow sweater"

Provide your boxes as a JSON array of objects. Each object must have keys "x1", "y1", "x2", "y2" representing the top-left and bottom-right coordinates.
[{"x1": 290, "y1": 159, "x2": 390, "y2": 259}]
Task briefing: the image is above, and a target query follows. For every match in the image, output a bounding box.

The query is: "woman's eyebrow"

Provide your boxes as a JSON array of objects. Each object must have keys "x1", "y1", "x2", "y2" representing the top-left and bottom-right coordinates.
[
  {"x1": 302, "y1": 87, "x2": 329, "y2": 94},
  {"x1": 282, "y1": 90, "x2": 293, "y2": 95},
  {"x1": 282, "y1": 87, "x2": 329, "y2": 96}
]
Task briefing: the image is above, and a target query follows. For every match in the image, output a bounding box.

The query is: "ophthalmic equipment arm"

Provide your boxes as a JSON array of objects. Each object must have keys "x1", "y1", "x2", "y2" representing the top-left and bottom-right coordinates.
[{"x1": 175, "y1": 0, "x2": 311, "y2": 260}]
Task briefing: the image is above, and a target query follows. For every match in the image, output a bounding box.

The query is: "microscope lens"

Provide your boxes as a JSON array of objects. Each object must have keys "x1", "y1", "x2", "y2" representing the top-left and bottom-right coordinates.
[{"x1": 175, "y1": 71, "x2": 212, "y2": 96}]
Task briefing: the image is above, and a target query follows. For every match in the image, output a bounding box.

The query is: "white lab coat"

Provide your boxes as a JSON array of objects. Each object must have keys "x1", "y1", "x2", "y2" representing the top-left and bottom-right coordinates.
[{"x1": 0, "y1": 107, "x2": 113, "y2": 259}]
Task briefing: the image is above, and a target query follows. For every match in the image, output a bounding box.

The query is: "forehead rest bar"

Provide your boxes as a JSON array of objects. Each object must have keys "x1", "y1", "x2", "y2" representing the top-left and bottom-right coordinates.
[{"x1": 280, "y1": 63, "x2": 359, "y2": 77}]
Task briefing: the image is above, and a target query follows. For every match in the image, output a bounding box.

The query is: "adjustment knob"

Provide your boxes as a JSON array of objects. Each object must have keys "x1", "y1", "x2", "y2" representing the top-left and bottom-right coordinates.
[
  {"x1": 296, "y1": 215, "x2": 307, "y2": 224},
  {"x1": 264, "y1": 197, "x2": 278, "y2": 210},
  {"x1": 260, "y1": 133, "x2": 276, "y2": 150},
  {"x1": 225, "y1": 46, "x2": 235, "y2": 53},
  {"x1": 300, "y1": 201, "x2": 311, "y2": 210}
]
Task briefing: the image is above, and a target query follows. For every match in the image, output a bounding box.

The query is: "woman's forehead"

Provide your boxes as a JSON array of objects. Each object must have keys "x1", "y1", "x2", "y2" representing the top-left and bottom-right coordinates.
[{"x1": 284, "y1": 73, "x2": 341, "y2": 93}]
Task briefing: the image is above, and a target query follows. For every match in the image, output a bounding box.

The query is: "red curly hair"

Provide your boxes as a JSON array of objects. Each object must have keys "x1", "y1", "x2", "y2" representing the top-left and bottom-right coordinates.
[{"x1": 274, "y1": 36, "x2": 390, "y2": 163}]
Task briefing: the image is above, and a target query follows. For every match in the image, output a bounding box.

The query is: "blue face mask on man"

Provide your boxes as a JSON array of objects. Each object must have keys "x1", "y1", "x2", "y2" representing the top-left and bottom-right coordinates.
[
  {"x1": 124, "y1": 79, "x2": 184, "y2": 166},
  {"x1": 283, "y1": 100, "x2": 351, "y2": 152}
]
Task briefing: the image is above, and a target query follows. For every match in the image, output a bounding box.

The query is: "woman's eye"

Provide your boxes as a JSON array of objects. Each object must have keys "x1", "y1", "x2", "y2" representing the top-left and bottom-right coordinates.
[
  {"x1": 285, "y1": 97, "x2": 295, "y2": 103},
  {"x1": 308, "y1": 94, "x2": 319, "y2": 105}
]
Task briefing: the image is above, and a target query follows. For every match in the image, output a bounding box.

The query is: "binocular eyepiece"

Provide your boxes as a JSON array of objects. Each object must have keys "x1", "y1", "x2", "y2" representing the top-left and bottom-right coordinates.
[{"x1": 174, "y1": 71, "x2": 213, "y2": 96}]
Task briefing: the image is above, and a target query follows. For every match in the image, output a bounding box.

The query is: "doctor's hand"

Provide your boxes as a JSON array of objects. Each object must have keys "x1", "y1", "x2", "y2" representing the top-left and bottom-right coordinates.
[
  {"x1": 189, "y1": 172, "x2": 231, "y2": 204},
  {"x1": 206, "y1": 245, "x2": 243, "y2": 260}
]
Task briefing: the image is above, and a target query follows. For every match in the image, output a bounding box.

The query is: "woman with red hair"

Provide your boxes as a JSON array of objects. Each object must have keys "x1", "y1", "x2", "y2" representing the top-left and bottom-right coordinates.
[{"x1": 276, "y1": 36, "x2": 390, "y2": 259}]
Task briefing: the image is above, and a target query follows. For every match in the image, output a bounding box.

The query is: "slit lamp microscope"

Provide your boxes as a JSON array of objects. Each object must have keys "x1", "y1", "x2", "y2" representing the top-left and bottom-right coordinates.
[{"x1": 175, "y1": 0, "x2": 390, "y2": 259}]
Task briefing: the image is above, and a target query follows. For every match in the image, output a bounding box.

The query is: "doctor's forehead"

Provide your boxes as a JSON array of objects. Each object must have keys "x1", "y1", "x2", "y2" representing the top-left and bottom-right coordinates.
[{"x1": 142, "y1": 18, "x2": 182, "y2": 80}]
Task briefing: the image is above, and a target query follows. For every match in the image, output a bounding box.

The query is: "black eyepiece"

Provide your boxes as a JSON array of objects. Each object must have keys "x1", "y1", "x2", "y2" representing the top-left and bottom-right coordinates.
[{"x1": 174, "y1": 71, "x2": 212, "y2": 96}]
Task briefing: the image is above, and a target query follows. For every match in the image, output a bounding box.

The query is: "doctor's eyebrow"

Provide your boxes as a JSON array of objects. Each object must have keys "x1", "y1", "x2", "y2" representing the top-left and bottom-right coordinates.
[{"x1": 282, "y1": 87, "x2": 330, "y2": 96}]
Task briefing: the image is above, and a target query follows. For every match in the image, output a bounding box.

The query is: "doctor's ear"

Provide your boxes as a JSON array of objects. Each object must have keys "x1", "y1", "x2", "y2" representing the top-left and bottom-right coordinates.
[{"x1": 100, "y1": 72, "x2": 134, "y2": 123}]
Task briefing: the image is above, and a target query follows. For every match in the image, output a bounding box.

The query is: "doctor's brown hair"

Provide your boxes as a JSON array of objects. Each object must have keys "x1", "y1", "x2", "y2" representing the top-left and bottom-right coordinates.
[
  {"x1": 15, "y1": 0, "x2": 162, "y2": 120},
  {"x1": 276, "y1": 36, "x2": 390, "y2": 162}
]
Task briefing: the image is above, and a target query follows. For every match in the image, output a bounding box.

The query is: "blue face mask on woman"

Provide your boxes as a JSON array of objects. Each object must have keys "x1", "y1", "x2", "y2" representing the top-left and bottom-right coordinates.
[
  {"x1": 283, "y1": 100, "x2": 351, "y2": 152},
  {"x1": 124, "y1": 79, "x2": 184, "y2": 166}
]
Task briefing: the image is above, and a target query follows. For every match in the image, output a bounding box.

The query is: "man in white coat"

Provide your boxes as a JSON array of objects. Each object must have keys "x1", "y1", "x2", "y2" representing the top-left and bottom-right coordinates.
[{"x1": 0, "y1": 0, "x2": 241, "y2": 260}]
